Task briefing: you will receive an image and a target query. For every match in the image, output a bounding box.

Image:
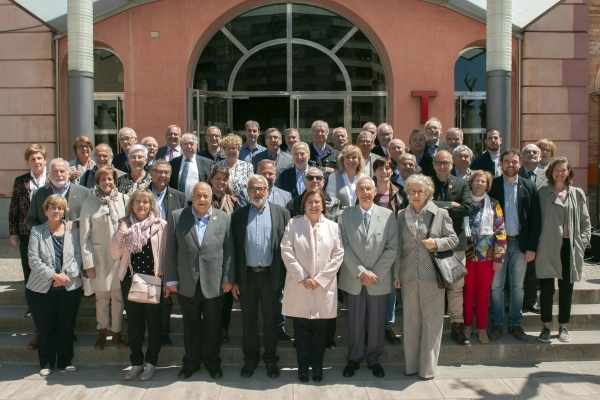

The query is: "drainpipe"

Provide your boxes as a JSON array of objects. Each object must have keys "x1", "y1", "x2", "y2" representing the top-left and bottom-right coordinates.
[
  {"x1": 67, "y1": 0, "x2": 95, "y2": 156},
  {"x1": 486, "y1": 0, "x2": 512, "y2": 150}
]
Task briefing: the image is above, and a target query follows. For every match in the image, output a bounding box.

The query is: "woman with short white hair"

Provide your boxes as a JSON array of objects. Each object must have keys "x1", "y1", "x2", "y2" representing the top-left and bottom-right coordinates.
[{"x1": 116, "y1": 144, "x2": 152, "y2": 195}]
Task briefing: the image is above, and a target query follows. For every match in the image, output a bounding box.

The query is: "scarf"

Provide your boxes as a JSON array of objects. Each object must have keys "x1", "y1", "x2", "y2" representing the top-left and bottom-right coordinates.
[
  {"x1": 466, "y1": 193, "x2": 494, "y2": 237},
  {"x1": 404, "y1": 200, "x2": 435, "y2": 238},
  {"x1": 93, "y1": 186, "x2": 121, "y2": 227},
  {"x1": 125, "y1": 213, "x2": 156, "y2": 254}
]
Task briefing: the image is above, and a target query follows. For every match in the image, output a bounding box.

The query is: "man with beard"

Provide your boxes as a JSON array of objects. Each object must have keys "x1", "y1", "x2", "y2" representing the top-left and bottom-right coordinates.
[
  {"x1": 408, "y1": 129, "x2": 435, "y2": 177},
  {"x1": 79, "y1": 144, "x2": 126, "y2": 189},
  {"x1": 471, "y1": 129, "x2": 503, "y2": 177},
  {"x1": 231, "y1": 175, "x2": 290, "y2": 378},
  {"x1": 198, "y1": 126, "x2": 226, "y2": 164},
  {"x1": 239, "y1": 159, "x2": 292, "y2": 208},
  {"x1": 488, "y1": 149, "x2": 541, "y2": 342},
  {"x1": 424, "y1": 117, "x2": 447, "y2": 156},
  {"x1": 156, "y1": 125, "x2": 182, "y2": 162}
]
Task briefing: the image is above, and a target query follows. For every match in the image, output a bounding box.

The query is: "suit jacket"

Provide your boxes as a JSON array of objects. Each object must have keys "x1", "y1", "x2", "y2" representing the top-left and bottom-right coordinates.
[
  {"x1": 231, "y1": 203, "x2": 290, "y2": 293},
  {"x1": 26, "y1": 184, "x2": 91, "y2": 230},
  {"x1": 275, "y1": 166, "x2": 301, "y2": 198},
  {"x1": 470, "y1": 151, "x2": 496, "y2": 175},
  {"x1": 112, "y1": 151, "x2": 129, "y2": 173},
  {"x1": 309, "y1": 143, "x2": 339, "y2": 173},
  {"x1": 324, "y1": 171, "x2": 359, "y2": 208},
  {"x1": 286, "y1": 190, "x2": 341, "y2": 222},
  {"x1": 426, "y1": 141, "x2": 447, "y2": 155},
  {"x1": 409, "y1": 150, "x2": 435, "y2": 177},
  {"x1": 363, "y1": 153, "x2": 381, "y2": 177},
  {"x1": 237, "y1": 187, "x2": 291, "y2": 208},
  {"x1": 79, "y1": 165, "x2": 126, "y2": 189},
  {"x1": 252, "y1": 150, "x2": 294, "y2": 178},
  {"x1": 158, "y1": 187, "x2": 187, "y2": 218},
  {"x1": 26, "y1": 223, "x2": 82, "y2": 293},
  {"x1": 432, "y1": 174, "x2": 472, "y2": 251},
  {"x1": 338, "y1": 204, "x2": 398, "y2": 296},
  {"x1": 164, "y1": 207, "x2": 233, "y2": 299},
  {"x1": 198, "y1": 149, "x2": 226, "y2": 164},
  {"x1": 488, "y1": 175, "x2": 541, "y2": 254},
  {"x1": 9, "y1": 172, "x2": 33, "y2": 235},
  {"x1": 518, "y1": 166, "x2": 548, "y2": 189},
  {"x1": 371, "y1": 145, "x2": 387, "y2": 158},
  {"x1": 168, "y1": 154, "x2": 214, "y2": 191}
]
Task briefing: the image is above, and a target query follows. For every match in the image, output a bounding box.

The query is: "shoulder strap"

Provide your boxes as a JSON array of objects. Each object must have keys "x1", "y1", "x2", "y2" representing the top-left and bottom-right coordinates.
[{"x1": 426, "y1": 211, "x2": 435, "y2": 239}]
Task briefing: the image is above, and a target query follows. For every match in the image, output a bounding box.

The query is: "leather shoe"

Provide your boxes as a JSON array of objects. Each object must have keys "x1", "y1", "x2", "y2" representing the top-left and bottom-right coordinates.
[
  {"x1": 209, "y1": 368, "x2": 223, "y2": 379},
  {"x1": 369, "y1": 363, "x2": 385, "y2": 378},
  {"x1": 298, "y1": 371, "x2": 309, "y2": 383},
  {"x1": 240, "y1": 361, "x2": 257, "y2": 378},
  {"x1": 385, "y1": 328, "x2": 401, "y2": 345},
  {"x1": 277, "y1": 331, "x2": 292, "y2": 342},
  {"x1": 326, "y1": 339, "x2": 336, "y2": 349},
  {"x1": 266, "y1": 362, "x2": 280, "y2": 378},
  {"x1": 177, "y1": 366, "x2": 200, "y2": 379},
  {"x1": 312, "y1": 370, "x2": 323, "y2": 382},
  {"x1": 27, "y1": 334, "x2": 38, "y2": 350},
  {"x1": 343, "y1": 361, "x2": 360, "y2": 377},
  {"x1": 221, "y1": 329, "x2": 230, "y2": 343},
  {"x1": 161, "y1": 334, "x2": 172, "y2": 346},
  {"x1": 523, "y1": 304, "x2": 541, "y2": 314}
]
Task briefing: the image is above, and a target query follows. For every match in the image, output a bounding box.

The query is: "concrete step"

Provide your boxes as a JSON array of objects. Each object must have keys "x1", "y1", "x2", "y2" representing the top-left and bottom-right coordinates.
[
  {"x1": 1, "y1": 303, "x2": 599, "y2": 334},
  {"x1": 2, "y1": 330, "x2": 599, "y2": 366}
]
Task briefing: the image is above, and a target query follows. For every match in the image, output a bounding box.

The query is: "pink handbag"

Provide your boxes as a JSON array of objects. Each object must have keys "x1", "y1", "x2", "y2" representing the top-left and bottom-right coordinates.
[{"x1": 127, "y1": 265, "x2": 161, "y2": 304}]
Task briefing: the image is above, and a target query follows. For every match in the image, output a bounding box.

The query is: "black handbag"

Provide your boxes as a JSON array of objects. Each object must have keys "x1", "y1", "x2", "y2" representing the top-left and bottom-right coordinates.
[{"x1": 426, "y1": 215, "x2": 468, "y2": 289}]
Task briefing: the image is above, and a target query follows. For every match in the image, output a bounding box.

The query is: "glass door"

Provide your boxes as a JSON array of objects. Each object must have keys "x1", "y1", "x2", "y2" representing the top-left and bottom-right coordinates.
[
  {"x1": 291, "y1": 95, "x2": 349, "y2": 142},
  {"x1": 94, "y1": 93, "x2": 124, "y2": 154},
  {"x1": 454, "y1": 91, "x2": 486, "y2": 155}
]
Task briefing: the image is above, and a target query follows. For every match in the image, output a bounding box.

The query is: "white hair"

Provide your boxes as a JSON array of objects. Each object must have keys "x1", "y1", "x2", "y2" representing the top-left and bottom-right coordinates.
[
  {"x1": 181, "y1": 133, "x2": 199, "y2": 145},
  {"x1": 128, "y1": 144, "x2": 148, "y2": 158},
  {"x1": 453, "y1": 145, "x2": 473, "y2": 160},
  {"x1": 247, "y1": 174, "x2": 268, "y2": 187},
  {"x1": 49, "y1": 158, "x2": 69, "y2": 172},
  {"x1": 118, "y1": 127, "x2": 137, "y2": 140},
  {"x1": 292, "y1": 141, "x2": 309, "y2": 153},
  {"x1": 356, "y1": 175, "x2": 375, "y2": 188}
]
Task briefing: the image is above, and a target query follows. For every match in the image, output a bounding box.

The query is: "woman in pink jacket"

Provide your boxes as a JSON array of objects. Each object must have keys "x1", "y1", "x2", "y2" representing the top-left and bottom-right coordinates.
[{"x1": 281, "y1": 189, "x2": 344, "y2": 384}]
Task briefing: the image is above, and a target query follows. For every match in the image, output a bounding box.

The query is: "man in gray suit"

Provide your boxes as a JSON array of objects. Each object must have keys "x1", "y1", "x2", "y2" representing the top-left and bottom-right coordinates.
[
  {"x1": 165, "y1": 182, "x2": 234, "y2": 380},
  {"x1": 357, "y1": 131, "x2": 380, "y2": 177},
  {"x1": 338, "y1": 175, "x2": 398, "y2": 379},
  {"x1": 238, "y1": 159, "x2": 292, "y2": 208},
  {"x1": 251, "y1": 128, "x2": 293, "y2": 178}
]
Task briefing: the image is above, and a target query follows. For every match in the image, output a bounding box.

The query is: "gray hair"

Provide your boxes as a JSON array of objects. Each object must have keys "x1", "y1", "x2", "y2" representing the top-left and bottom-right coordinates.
[
  {"x1": 357, "y1": 131, "x2": 374, "y2": 141},
  {"x1": 453, "y1": 145, "x2": 474, "y2": 160},
  {"x1": 311, "y1": 120, "x2": 329, "y2": 133},
  {"x1": 404, "y1": 174, "x2": 435, "y2": 200},
  {"x1": 305, "y1": 167, "x2": 323, "y2": 177},
  {"x1": 424, "y1": 117, "x2": 442, "y2": 130},
  {"x1": 333, "y1": 127, "x2": 348, "y2": 136},
  {"x1": 49, "y1": 158, "x2": 69, "y2": 172},
  {"x1": 247, "y1": 174, "x2": 268, "y2": 187},
  {"x1": 128, "y1": 144, "x2": 148, "y2": 158},
  {"x1": 446, "y1": 127, "x2": 463, "y2": 139},
  {"x1": 399, "y1": 153, "x2": 417, "y2": 164},
  {"x1": 245, "y1": 120, "x2": 260, "y2": 131},
  {"x1": 93, "y1": 143, "x2": 113, "y2": 156},
  {"x1": 389, "y1": 138, "x2": 405, "y2": 147},
  {"x1": 150, "y1": 159, "x2": 172, "y2": 172},
  {"x1": 181, "y1": 133, "x2": 199, "y2": 145},
  {"x1": 118, "y1": 127, "x2": 137, "y2": 140},
  {"x1": 141, "y1": 136, "x2": 158, "y2": 146},
  {"x1": 284, "y1": 128, "x2": 298, "y2": 137},
  {"x1": 377, "y1": 123, "x2": 393, "y2": 134},
  {"x1": 257, "y1": 159, "x2": 276, "y2": 171},
  {"x1": 522, "y1": 143, "x2": 541, "y2": 153},
  {"x1": 356, "y1": 175, "x2": 375, "y2": 188},
  {"x1": 292, "y1": 141, "x2": 310, "y2": 153},
  {"x1": 206, "y1": 126, "x2": 222, "y2": 136},
  {"x1": 165, "y1": 125, "x2": 181, "y2": 134}
]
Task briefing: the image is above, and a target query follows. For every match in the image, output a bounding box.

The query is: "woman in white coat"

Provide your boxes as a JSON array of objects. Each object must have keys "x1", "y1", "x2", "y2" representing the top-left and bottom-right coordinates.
[
  {"x1": 80, "y1": 166, "x2": 128, "y2": 350},
  {"x1": 281, "y1": 189, "x2": 344, "y2": 384}
]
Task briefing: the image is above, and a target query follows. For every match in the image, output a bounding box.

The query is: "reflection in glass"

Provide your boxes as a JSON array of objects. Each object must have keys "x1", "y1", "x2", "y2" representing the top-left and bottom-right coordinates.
[
  {"x1": 194, "y1": 32, "x2": 244, "y2": 91},
  {"x1": 233, "y1": 97, "x2": 290, "y2": 138},
  {"x1": 233, "y1": 44, "x2": 287, "y2": 91},
  {"x1": 337, "y1": 31, "x2": 386, "y2": 92},
  {"x1": 291, "y1": 4, "x2": 354, "y2": 50},
  {"x1": 94, "y1": 49, "x2": 123, "y2": 92},
  {"x1": 291, "y1": 44, "x2": 345, "y2": 91},
  {"x1": 225, "y1": 4, "x2": 287, "y2": 50},
  {"x1": 454, "y1": 48, "x2": 486, "y2": 92},
  {"x1": 94, "y1": 99, "x2": 121, "y2": 153}
]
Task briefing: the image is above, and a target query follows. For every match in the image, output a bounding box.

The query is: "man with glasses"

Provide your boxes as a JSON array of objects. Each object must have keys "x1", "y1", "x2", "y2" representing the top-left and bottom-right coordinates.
[
  {"x1": 198, "y1": 126, "x2": 226, "y2": 163},
  {"x1": 276, "y1": 142, "x2": 311, "y2": 197},
  {"x1": 149, "y1": 160, "x2": 186, "y2": 346},
  {"x1": 431, "y1": 150, "x2": 472, "y2": 346},
  {"x1": 387, "y1": 139, "x2": 406, "y2": 172},
  {"x1": 239, "y1": 159, "x2": 292, "y2": 208},
  {"x1": 231, "y1": 175, "x2": 291, "y2": 379},
  {"x1": 141, "y1": 137, "x2": 159, "y2": 169},
  {"x1": 446, "y1": 127, "x2": 464, "y2": 155},
  {"x1": 239, "y1": 120, "x2": 266, "y2": 162},
  {"x1": 372, "y1": 123, "x2": 394, "y2": 157},
  {"x1": 393, "y1": 153, "x2": 421, "y2": 187},
  {"x1": 471, "y1": 129, "x2": 504, "y2": 177},
  {"x1": 408, "y1": 129, "x2": 435, "y2": 177},
  {"x1": 332, "y1": 127, "x2": 349, "y2": 151},
  {"x1": 309, "y1": 120, "x2": 339, "y2": 176},
  {"x1": 156, "y1": 125, "x2": 182, "y2": 162},
  {"x1": 112, "y1": 127, "x2": 138, "y2": 172},
  {"x1": 252, "y1": 128, "x2": 293, "y2": 178},
  {"x1": 424, "y1": 117, "x2": 447, "y2": 156},
  {"x1": 356, "y1": 131, "x2": 378, "y2": 176},
  {"x1": 78, "y1": 144, "x2": 126, "y2": 189},
  {"x1": 168, "y1": 133, "x2": 214, "y2": 203}
]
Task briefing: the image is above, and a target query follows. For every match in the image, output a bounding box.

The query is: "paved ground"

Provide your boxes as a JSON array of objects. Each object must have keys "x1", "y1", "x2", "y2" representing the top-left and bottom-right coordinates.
[{"x1": 0, "y1": 361, "x2": 599, "y2": 399}]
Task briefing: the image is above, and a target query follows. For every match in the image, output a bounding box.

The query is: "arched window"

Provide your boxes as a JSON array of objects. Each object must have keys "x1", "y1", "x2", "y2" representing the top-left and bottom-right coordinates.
[
  {"x1": 94, "y1": 48, "x2": 124, "y2": 153},
  {"x1": 454, "y1": 47, "x2": 486, "y2": 155},
  {"x1": 189, "y1": 3, "x2": 387, "y2": 146}
]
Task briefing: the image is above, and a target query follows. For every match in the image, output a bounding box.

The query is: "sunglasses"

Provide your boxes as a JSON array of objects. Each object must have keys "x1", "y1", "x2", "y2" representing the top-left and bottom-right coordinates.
[{"x1": 305, "y1": 175, "x2": 323, "y2": 181}]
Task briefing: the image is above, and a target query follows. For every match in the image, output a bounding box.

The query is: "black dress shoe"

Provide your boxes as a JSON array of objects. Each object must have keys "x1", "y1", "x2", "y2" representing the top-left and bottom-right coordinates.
[
  {"x1": 298, "y1": 371, "x2": 309, "y2": 383},
  {"x1": 523, "y1": 304, "x2": 541, "y2": 314},
  {"x1": 326, "y1": 339, "x2": 336, "y2": 349},
  {"x1": 312, "y1": 370, "x2": 323, "y2": 382},
  {"x1": 369, "y1": 363, "x2": 385, "y2": 378},
  {"x1": 277, "y1": 331, "x2": 292, "y2": 342},
  {"x1": 178, "y1": 366, "x2": 200, "y2": 379},
  {"x1": 343, "y1": 361, "x2": 360, "y2": 377},
  {"x1": 23, "y1": 309, "x2": 31, "y2": 318},
  {"x1": 161, "y1": 334, "x2": 172, "y2": 346},
  {"x1": 385, "y1": 328, "x2": 401, "y2": 345},
  {"x1": 209, "y1": 368, "x2": 223, "y2": 379},
  {"x1": 266, "y1": 362, "x2": 280, "y2": 378},
  {"x1": 240, "y1": 361, "x2": 257, "y2": 378}
]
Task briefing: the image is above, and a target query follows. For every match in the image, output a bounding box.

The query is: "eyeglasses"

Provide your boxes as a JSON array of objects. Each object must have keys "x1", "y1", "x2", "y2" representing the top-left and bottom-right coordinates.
[
  {"x1": 151, "y1": 170, "x2": 171, "y2": 175},
  {"x1": 522, "y1": 150, "x2": 539, "y2": 155},
  {"x1": 306, "y1": 201, "x2": 322, "y2": 206},
  {"x1": 265, "y1": 136, "x2": 281, "y2": 141},
  {"x1": 409, "y1": 190, "x2": 426, "y2": 197},
  {"x1": 358, "y1": 140, "x2": 373, "y2": 145},
  {"x1": 224, "y1": 147, "x2": 238, "y2": 152},
  {"x1": 95, "y1": 154, "x2": 112, "y2": 159},
  {"x1": 433, "y1": 161, "x2": 452, "y2": 167},
  {"x1": 206, "y1": 134, "x2": 221, "y2": 139},
  {"x1": 540, "y1": 148, "x2": 552, "y2": 153},
  {"x1": 120, "y1": 136, "x2": 135, "y2": 142},
  {"x1": 248, "y1": 186, "x2": 268, "y2": 193},
  {"x1": 77, "y1": 144, "x2": 91, "y2": 150},
  {"x1": 145, "y1": 144, "x2": 158, "y2": 149},
  {"x1": 305, "y1": 175, "x2": 323, "y2": 181}
]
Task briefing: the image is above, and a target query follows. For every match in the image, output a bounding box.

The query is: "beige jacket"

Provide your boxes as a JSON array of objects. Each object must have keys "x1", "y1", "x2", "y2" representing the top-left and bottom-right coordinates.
[
  {"x1": 281, "y1": 215, "x2": 344, "y2": 319},
  {"x1": 536, "y1": 185, "x2": 591, "y2": 282}
]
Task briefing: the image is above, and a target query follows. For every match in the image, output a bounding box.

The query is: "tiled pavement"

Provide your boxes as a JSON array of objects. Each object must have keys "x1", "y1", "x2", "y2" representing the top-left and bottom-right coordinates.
[{"x1": 1, "y1": 361, "x2": 600, "y2": 399}]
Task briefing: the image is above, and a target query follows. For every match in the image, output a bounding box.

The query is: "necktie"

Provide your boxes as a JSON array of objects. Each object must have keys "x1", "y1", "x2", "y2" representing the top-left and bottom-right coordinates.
[
  {"x1": 528, "y1": 171, "x2": 535, "y2": 181},
  {"x1": 168, "y1": 148, "x2": 174, "y2": 161},
  {"x1": 363, "y1": 212, "x2": 371, "y2": 232},
  {"x1": 178, "y1": 158, "x2": 190, "y2": 192},
  {"x1": 297, "y1": 172, "x2": 306, "y2": 195}
]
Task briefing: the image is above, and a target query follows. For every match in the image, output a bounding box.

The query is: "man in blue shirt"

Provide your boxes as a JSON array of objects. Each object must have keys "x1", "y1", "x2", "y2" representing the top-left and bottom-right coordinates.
[{"x1": 239, "y1": 120, "x2": 266, "y2": 162}]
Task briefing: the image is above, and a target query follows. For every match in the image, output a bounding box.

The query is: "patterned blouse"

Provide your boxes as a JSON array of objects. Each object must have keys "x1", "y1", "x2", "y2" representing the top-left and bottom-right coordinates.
[
  {"x1": 116, "y1": 172, "x2": 152, "y2": 196},
  {"x1": 216, "y1": 159, "x2": 254, "y2": 197},
  {"x1": 466, "y1": 198, "x2": 507, "y2": 263}
]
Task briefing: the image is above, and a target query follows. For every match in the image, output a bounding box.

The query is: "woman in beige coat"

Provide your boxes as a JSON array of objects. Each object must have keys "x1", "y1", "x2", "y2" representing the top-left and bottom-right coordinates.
[
  {"x1": 80, "y1": 166, "x2": 128, "y2": 350},
  {"x1": 536, "y1": 157, "x2": 591, "y2": 343},
  {"x1": 281, "y1": 189, "x2": 344, "y2": 384}
]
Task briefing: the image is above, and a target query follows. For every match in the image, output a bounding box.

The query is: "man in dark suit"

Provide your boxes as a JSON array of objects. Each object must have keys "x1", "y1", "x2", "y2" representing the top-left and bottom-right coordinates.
[
  {"x1": 424, "y1": 117, "x2": 448, "y2": 156},
  {"x1": 79, "y1": 144, "x2": 125, "y2": 189},
  {"x1": 238, "y1": 159, "x2": 292, "y2": 208},
  {"x1": 393, "y1": 153, "x2": 422, "y2": 187},
  {"x1": 372, "y1": 123, "x2": 394, "y2": 157},
  {"x1": 165, "y1": 182, "x2": 234, "y2": 380},
  {"x1": 308, "y1": 120, "x2": 339, "y2": 177},
  {"x1": 112, "y1": 127, "x2": 137, "y2": 172},
  {"x1": 488, "y1": 149, "x2": 541, "y2": 342},
  {"x1": 470, "y1": 129, "x2": 503, "y2": 177},
  {"x1": 276, "y1": 142, "x2": 311, "y2": 198},
  {"x1": 169, "y1": 133, "x2": 214, "y2": 203},
  {"x1": 408, "y1": 129, "x2": 435, "y2": 177},
  {"x1": 149, "y1": 160, "x2": 187, "y2": 346},
  {"x1": 251, "y1": 128, "x2": 293, "y2": 178},
  {"x1": 155, "y1": 124, "x2": 182, "y2": 162},
  {"x1": 431, "y1": 150, "x2": 472, "y2": 346},
  {"x1": 231, "y1": 175, "x2": 291, "y2": 379},
  {"x1": 197, "y1": 126, "x2": 225, "y2": 163}
]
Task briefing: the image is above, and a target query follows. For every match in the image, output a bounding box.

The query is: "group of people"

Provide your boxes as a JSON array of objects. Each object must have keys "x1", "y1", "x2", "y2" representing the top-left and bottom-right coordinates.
[{"x1": 9, "y1": 118, "x2": 590, "y2": 383}]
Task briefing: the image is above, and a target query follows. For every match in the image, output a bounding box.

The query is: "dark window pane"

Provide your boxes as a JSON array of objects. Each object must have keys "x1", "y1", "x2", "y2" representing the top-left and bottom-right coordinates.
[
  {"x1": 291, "y1": 4, "x2": 355, "y2": 50},
  {"x1": 225, "y1": 4, "x2": 287, "y2": 50},
  {"x1": 336, "y1": 30, "x2": 386, "y2": 92},
  {"x1": 455, "y1": 48, "x2": 486, "y2": 92},
  {"x1": 351, "y1": 96, "x2": 386, "y2": 141},
  {"x1": 233, "y1": 44, "x2": 287, "y2": 91},
  {"x1": 291, "y1": 44, "x2": 345, "y2": 91},
  {"x1": 193, "y1": 33, "x2": 244, "y2": 91},
  {"x1": 233, "y1": 97, "x2": 290, "y2": 135},
  {"x1": 294, "y1": 99, "x2": 344, "y2": 142}
]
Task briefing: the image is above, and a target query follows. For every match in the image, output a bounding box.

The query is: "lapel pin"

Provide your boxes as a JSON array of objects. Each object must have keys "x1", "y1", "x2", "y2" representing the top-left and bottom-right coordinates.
[
  {"x1": 212, "y1": 216, "x2": 217, "y2": 220},
  {"x1": 448, "y1": 184, "x2": 453, "y2": 190}
]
